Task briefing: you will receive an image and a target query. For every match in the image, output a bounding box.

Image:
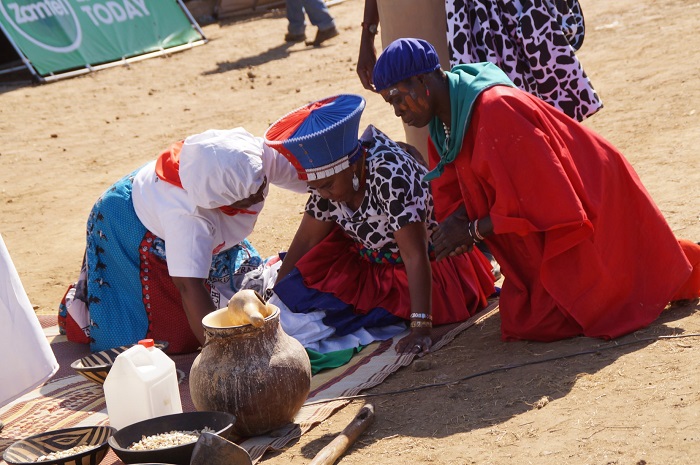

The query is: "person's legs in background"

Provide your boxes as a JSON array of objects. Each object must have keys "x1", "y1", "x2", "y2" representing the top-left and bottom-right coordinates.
[
  {"x1": 285, "y1": 0, "x2": 338, "y2": 46},
  {"x1": 285, "y1": 0, "x2": 308, "y2": 42},
  {"x1": 302, "y1": 0, "x2": 338, "y2": 46}
]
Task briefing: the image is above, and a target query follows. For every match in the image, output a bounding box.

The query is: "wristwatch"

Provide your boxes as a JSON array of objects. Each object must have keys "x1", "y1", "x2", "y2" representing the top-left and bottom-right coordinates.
[{"x1": 361, "y1": 22, "x2": 378, "y2": 35}]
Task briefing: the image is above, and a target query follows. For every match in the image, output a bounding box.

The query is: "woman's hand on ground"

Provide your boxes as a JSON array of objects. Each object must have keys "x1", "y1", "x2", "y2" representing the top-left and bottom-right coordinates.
[{"x1": 396, "y1": 328, "x2": 432, "y2": 356}]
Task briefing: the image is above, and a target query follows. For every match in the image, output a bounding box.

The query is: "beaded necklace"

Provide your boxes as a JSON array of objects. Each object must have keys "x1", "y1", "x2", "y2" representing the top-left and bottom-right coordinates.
[{"x1": 442, "y1": 121, "x2": 451, "y2": 148}]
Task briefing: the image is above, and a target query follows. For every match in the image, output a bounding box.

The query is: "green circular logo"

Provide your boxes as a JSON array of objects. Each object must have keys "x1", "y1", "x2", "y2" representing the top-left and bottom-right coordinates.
[{"x1": 0, "y1": 0, "x2": 82, "y2": 52}]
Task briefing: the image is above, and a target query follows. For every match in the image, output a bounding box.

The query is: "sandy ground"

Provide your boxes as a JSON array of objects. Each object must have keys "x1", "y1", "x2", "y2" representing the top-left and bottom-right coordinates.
[{"x1": 1, "y1": 0, "x2": 699, "y2": 463}]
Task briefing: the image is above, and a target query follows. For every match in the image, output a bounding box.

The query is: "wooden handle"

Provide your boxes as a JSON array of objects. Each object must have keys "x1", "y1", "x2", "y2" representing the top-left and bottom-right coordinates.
[{"x1": 309, "y1": 404, "x2": 376, "y2": 465}]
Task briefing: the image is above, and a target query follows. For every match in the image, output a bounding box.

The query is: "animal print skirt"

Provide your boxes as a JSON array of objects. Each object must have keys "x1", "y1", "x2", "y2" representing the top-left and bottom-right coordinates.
[{"x1": 446, "y1": 0, "x2": 602, "y2": 121}]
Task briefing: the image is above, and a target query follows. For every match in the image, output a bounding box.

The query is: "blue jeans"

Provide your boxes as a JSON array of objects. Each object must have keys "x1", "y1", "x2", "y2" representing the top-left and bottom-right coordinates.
[{"x1": 286, "y1": 0, "x2": 335, "y2": 35}]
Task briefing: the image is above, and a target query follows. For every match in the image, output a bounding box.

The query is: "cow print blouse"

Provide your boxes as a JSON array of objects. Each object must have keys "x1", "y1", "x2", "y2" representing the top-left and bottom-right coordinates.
[{"x1": 305, "y1": 125, "x2": 437, "y2": 255}]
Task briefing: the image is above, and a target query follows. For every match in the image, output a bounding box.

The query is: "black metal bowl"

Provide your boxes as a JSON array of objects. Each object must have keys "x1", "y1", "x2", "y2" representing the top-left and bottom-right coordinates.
[
  {"x1": 2, "y1": 425, "x2": 116, "y2": 465},
  {"x1": 108, "y1": 411, "x2": 236, "y2": 465},
  {"x1": 70, "y1": 340, "x2": 169, "y2": 384}
]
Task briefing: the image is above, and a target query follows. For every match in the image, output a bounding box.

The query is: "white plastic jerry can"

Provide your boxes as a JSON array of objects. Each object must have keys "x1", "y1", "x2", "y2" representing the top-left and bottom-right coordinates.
[{"x1": 103, "y1": 338, "x2": 183, "y2": 430}]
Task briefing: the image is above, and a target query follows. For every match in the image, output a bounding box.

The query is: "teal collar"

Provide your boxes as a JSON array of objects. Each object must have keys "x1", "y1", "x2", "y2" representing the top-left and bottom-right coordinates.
[{"x1": 425, "y1": 62, "x2": 515, "y2": 181}]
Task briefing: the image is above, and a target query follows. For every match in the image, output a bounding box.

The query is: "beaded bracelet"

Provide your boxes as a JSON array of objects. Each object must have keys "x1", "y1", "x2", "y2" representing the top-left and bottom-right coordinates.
[
  {"x1": 467, "y1": 221, "x2": 481, "y2": 244},
  {"x1": 410, "y1": 320, "x2": 433, "y2": 328},
  {"x1": 409, "y1": 312, "x2": 432, "y2": 320},
  {"x1": 473, "y1": 218, "x2": 485, "y2": 241}
]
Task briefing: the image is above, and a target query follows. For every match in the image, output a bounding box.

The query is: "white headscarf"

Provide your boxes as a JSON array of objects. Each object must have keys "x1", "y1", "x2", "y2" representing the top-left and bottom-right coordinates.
[{"x1": 179, "y1": 128, "x2": 265, "y2": 210}]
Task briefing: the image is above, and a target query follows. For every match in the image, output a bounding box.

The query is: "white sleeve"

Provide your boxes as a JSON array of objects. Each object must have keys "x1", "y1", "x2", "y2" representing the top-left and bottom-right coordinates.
[
  {"x1": 261, "y1": 144, "x2": 309, "y2": 194},
  {"x1": 160, "y1": 211, "x2": 215, "y2": 279}
]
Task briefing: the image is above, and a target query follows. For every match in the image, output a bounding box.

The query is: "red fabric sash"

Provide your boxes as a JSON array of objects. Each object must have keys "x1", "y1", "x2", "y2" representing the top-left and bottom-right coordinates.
[
  {"x1": 218, "y1": 205, "x2": 257, "y2": 216},
  {"x1": 155, "y1": 140, "x2": 185, "y2": 188},
  {"x1": 155, "y1": 140, "x2": 256, "y2": 217}
]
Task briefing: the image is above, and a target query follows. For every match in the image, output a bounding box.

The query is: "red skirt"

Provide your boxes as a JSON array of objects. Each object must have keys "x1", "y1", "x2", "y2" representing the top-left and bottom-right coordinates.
[{"x1": 294, "y1": 228, "x2": 496, "y2": 325}]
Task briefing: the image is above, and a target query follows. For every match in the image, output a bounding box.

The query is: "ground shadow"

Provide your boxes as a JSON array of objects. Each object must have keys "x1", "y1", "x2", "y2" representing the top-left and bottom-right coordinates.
[
  {"x1": 200, "y1": 27, "x2": 339, "y2": 76},
  {"x1": 201, "y1": 41, "x2": 302, "y2": 76},
  {"x1": 199, "y1": 8, "x2": 336, "y2": 76},
  {"x1": 0, "y1": 68, "x2": 36, "y2": 94},
  {"x1": 294, "y1": 299, "x2": 700, "y2": 460}
]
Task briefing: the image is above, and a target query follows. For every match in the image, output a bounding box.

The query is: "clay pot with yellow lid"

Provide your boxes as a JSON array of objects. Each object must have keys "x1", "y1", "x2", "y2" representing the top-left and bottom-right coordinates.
[{"x1": 189, "y1": 290, "x2": 312, "y2": 437}]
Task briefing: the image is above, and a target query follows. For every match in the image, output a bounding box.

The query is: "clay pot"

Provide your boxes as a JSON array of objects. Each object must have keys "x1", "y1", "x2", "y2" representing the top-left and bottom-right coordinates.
[{"x1": 189, "y1": 305, "x2": 311, "y2": 437}]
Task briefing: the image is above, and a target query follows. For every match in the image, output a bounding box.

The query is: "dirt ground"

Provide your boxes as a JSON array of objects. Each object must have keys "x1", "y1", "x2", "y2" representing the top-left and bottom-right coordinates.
[{"x1": 1, "y1": 0, "x2": 699, "y2": 463}]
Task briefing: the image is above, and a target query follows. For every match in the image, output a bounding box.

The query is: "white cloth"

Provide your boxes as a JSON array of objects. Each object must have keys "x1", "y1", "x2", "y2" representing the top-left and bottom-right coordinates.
[
  {"x1": 306, "y1": 325, "x2": 406, "y2": 353},
  {"x1": 269, "y1": 293, "x2": 406, "y2": 353},
  {"x1": 132, "y1": 127, "x2": 307, "y2": 278},
  {"x1": 0, "y1": 234, "x2": 59, "y2": 407}
]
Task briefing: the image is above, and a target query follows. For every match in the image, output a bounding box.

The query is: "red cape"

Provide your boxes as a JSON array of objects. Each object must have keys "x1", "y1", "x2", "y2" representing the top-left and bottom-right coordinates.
[{"x1": 429, "y1": 86, "x2": 697, "y2": 341}]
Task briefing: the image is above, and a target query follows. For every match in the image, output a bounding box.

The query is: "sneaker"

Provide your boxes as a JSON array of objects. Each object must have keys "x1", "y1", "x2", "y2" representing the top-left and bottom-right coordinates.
[
  {"x1": 284, "y1": 32, "x2": 306, "y2": 43},
  {"x1": 307, "y1": 26, "x2": 339, "y2": 47}
]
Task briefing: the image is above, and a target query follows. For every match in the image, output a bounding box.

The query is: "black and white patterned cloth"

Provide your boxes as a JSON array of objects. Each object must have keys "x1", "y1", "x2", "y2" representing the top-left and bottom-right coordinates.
[
  {"x1": 305, "y1": 125, "x2": 436, "y2": 256},
  {"x1": 446, "y1": 0, "x2": 602, "y2": 121}
]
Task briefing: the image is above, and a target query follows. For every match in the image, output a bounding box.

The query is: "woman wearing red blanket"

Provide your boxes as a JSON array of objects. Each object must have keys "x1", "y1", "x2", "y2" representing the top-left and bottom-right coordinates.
[{"x1": 372, "y1": 38, "x2": 700, "y2": 342}]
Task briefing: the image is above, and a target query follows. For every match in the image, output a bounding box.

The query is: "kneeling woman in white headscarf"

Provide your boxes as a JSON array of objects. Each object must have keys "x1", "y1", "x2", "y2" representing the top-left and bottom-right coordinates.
[
  {"x1": 58, "y1": 128, "x2": 307, "y2": 354},
  {"x1": 265, "y1": 94, "x2": 496, "y2": 364}
]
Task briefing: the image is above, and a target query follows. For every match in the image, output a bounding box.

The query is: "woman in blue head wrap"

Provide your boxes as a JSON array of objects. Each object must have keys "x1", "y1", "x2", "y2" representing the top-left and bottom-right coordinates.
[{"x1": 372, "y1": 38, "x2": 700, "y2": 343}]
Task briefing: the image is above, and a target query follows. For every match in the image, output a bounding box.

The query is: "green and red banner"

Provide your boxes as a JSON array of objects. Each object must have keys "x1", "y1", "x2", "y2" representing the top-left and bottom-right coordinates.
[{"x1": 0, "y1": 0, "x2": 204, "y2": 77}]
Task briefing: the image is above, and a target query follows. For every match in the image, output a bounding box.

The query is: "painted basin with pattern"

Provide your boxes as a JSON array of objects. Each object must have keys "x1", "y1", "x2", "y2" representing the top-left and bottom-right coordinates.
[
  {"x1": 70, "y1": 340, "x2": 169, "y2": 384},
  {"x1": 2, "y1": 425, "x2": 116, "y2": 465}
]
